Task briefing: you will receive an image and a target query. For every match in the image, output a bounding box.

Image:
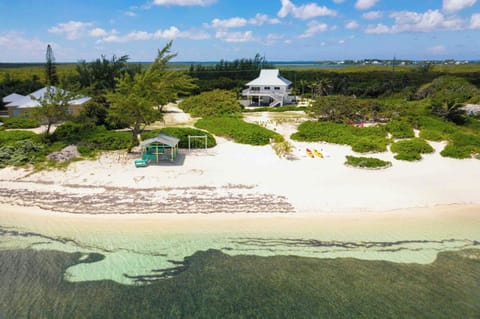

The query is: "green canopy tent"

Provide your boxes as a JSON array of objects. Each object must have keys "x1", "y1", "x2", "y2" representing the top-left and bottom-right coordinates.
[{"x1": 136, "y1": 133, "x2": 180, "y2": 166}]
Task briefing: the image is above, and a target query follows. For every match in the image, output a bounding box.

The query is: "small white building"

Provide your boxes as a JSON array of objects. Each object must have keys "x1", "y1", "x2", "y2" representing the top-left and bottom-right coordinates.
[
  {"x1": 2, "y1": 87, "x2": 91, "y2": 117},
  {"x1": 242, "y1": 69, "x2": 293, "y2": 107}
]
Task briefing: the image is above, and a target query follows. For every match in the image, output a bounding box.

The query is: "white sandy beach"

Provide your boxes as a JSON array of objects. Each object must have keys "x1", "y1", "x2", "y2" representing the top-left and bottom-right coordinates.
[{"x1": 0, "y1": 105, "x2": 479, "y2": 215}]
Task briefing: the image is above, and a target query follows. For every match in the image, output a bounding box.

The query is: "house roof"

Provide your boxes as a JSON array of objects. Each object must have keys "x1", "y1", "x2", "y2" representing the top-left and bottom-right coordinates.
[
  {"x1": 4, "y1": 86, "x2": 91, "y2": 109},
  {"x1": 3, "y1": 93, "x2": 25, "y2": 105},
  {"x1": 140, "y1": 133, "x2": 180, "y2": 148},
  {"x1": 246, "y1": 69, "x2": 292, "y2": 87}
]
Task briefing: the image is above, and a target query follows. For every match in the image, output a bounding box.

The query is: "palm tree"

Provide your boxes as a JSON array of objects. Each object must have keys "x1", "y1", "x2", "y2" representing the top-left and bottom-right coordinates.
[{"x1": 315, "y1": 79, "x2": 333, "y2": 97}]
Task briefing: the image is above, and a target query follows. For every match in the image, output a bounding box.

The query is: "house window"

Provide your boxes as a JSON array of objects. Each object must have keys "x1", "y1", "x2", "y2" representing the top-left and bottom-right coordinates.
[
  {"x1": 264, "y1": 86, "x2": 271, "y2": 90},
  {"x1": 251, "y1": 87, "x2": 260, "y2": 91},
  {"x1": 274, "y1": 87, "x2": 280, "y2": 90}
]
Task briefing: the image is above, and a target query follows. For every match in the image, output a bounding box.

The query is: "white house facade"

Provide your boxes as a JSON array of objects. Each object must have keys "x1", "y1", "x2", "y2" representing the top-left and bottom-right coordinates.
[
  {"x1": 242, "y1": 69, "x2": 293, "y2": 107},
  {"x1": 2, "y1": 87, "x2": 91, "y2": 117}
]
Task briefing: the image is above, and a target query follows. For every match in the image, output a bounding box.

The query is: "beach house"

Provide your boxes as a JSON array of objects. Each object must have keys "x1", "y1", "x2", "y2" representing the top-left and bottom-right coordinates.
[
  {"x1": 2, "y1": 86, "x2": 91, "y2": 118},
  {"x1": 242, "y1": 69, "x2": 293, "y2": 107}
]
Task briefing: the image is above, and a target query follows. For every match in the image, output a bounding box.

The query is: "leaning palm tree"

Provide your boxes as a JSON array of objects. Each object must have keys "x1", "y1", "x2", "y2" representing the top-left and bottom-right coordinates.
[{"x1": 315, "y1": 79, "x2": 333, "y2": 97}]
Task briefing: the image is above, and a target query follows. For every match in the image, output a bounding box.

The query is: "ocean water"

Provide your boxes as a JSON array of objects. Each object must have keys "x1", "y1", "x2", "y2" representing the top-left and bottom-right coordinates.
[{"x1": 1, "y1": 206, "x2": 479, "y2": 285}]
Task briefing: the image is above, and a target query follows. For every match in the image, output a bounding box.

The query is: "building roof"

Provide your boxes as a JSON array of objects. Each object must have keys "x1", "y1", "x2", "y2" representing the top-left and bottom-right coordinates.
[
  {"x1": 3, "y1": 93, "x2": 25, "y2": 105},
  {"x1": 246, "y1": 69, "x2": 292, "y2": 87},
  {"x1": 4, "y1": 86, "x2": 91, "y2": 109},
  {"x1": 140, "y1": 133, "x2": 180, "y2": 148}
]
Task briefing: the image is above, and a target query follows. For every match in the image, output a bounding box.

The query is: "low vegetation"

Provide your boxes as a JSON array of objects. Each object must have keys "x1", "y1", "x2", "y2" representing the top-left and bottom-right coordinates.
[
  {"x1": 141, "y1": 127, "x2": 216, "y2": 149},
  {"x1": 179, "y1": 89, "x2": 241, "y2": 117},
  {"x1": 345, "y1": 155, "x2": 391, "y2": 168},
  {"x1": 441, "y1": 133, "x2": 480, "y2": 159},
  {"x1": 51, "y1": 122, "x2": 131, "y2": 156},
  {"x1": 0, "y1": 130, "x2": 38, "y2": 144},
  {"x1": 386, "y1": 119, "x2": 415, "y2": 139},
  {"x1": 195, "y1": 116, "x2": 283, "y2": 145},
  {"x1": 0, "y1": 140, "x2": 45, "y2": 168},
  {"x1": 0, "y1": 117, "x2": 40, "y2": 129},
  {"x1": 291, "y1": 121, "x2": 388, "y2": 153},
  {"x1": 390, "y1": 138, "x2": 434, "y2": 161}
]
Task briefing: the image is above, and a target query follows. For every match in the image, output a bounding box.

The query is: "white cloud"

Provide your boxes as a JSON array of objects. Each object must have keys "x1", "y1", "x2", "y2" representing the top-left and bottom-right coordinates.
[
  {"x1": 278, "y1": 0, "x2": 337, "y2": 20},
  {"x1": 345, "y1": 20, "x2": 359, "y2": 29},
  {"x1": 267, "y1": 33, "x2": 285, "y2": 40},
  {"x1": 0, "y1": 32, "x2": 50, "y2": 61},
  {"x1": 89, "y1": 28, "x2": 108, "y2": 37},
  {"x1": 365, "y1": 23, "x2": 390, "y2": 34},
  {"x1": 215, "y1": 30, "x2": 255, "y2": 42},
  {"x1": 152, "y1": 0, "x2": 216, "y2": 6},
  {"x1": 355, "y1": 0, "x2": 379, "y2": 10},
  {"x1": 428, "y1": 45, "x2": 447, "y2": 55},
  {"x1": 125, "y1": 11, "x2": 137, "y2": 17},
  {"x1": 266, "y1": 33, "x2": 285, "y2": 45},
  {"x1": 211, "y1": 17, "x2": 247, "y2": 29},
  {"x1": 300, "y1": 21, "x2": 329, "y2": 38},
  {"x1": 99, "y1": 27, "x2": 210, "y2": 43},
  {"x1": 443, "y1": 0, "x2": 477, "y2": 13},
  {"x1": 365, "y1": 10, "x2": 466, "y2": 34},
  {"x1": 362, "y1": 11, "x2": 383, "y2": 20},
  {"x1": 209, "y1": 14, "x2": 280, "y2": 29},
  {"x1": 471, "y1": 13, "x2": 480, "y2": 28},
  {"x1": 338, "y1": 39, "x2": 345, "y2": 44},
  {"x1": 390, "y1": 10, "x2": 463, "y2": 32},
  {"x1": 48, "y1": 21, "x2": 93, "y2": 40},
  {"x1": 249, "y1": 13, "x2": 281, "y2": 26}
]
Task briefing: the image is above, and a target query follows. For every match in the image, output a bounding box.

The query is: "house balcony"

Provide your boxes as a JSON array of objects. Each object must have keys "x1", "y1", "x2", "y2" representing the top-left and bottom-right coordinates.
[{"x1": 242, "y1": 88, "x2": 292, "y2": 96}]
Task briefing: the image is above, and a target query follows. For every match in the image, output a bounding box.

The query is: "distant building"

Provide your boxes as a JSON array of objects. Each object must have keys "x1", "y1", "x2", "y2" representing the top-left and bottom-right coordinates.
[
  {"x1": 242, "y1": 69, "x2": 293, "y2": 107},
  {"x1": 2, "y1": 87, "x2": 91, "y2": 117}
]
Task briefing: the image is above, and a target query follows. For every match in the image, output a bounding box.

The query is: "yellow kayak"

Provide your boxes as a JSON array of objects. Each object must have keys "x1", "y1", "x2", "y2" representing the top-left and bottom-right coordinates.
[
  {"x1": 306, "y1": 148, "x2": 314, "y2": 158},
  {"x1": 313, "y1": 149, "x2": 323, "y2": 158}
]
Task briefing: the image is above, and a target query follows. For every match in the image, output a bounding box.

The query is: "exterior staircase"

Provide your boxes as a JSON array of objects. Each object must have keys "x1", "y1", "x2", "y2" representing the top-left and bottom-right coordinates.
[{"x1": 269, "y1": 93, "x2": 284, "y2": 107}]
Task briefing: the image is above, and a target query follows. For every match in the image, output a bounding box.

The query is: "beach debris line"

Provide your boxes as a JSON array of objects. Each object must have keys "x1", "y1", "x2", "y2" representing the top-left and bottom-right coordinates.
[{"x1": 0, "y1": 184, "x2": 295, "y2": 214}]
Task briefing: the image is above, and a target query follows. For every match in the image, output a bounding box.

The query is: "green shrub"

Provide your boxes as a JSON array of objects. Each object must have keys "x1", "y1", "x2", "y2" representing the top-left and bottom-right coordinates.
[
  {"x1": 0, "y1": 139, "x2": 45, "y2": 168},
  {"x1": 386, "y1": 119, "x2": 415, "y2": 139},
  {"x1": 0, "y1": 117, "x2": 40, "y2": 129},
  {"x1": 419, "y1": 129, "x2": 445, "y2": 141},
  {"x1": 0, "y1": 130, "x2": 37, "y2": 144},
  {"x1": 416, "y1": 116, "x2": 457, "y2": 136},
  {"x1": 141, "y1": 127, "x2": 216, "y2": 149},
  {"x1": 81, "y1": 129, "x2": 131, "y2": 151},
  {"x1": 345, "y1": 155, "x2": 391, "y2": 168},
  {"x1": 291, "y1": 121, "x2": 388, "y2": 153},
  {"x1": 451, "y1": 132, "x2": 480, "y2": 147},
  {"x1": 440, "y1": 133, "x2": 480, "y2": 159},
  {"x1": 195, "y1": 116, "x2": 283, "y2": 145},
  {"x1": 179, "y1": 90, "x2": 242, "y2": 117},
  {"x1": 390, "y1": 138, "x2": 434, "y2": 161},
  {"x1": 52, "y1": 122, "x2": 131, "y2": 152},
  {"x1": 440, "y1": 144, "x2": 474, "y2": 159},
  {"x1": 51, "y1": 122, "x2": 93, "y2": 144}
]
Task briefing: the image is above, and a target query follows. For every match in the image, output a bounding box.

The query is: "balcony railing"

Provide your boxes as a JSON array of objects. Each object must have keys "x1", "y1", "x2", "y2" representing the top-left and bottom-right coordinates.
[{"x1": 242, "y1": 88, "x2": 291, "y2": 96}]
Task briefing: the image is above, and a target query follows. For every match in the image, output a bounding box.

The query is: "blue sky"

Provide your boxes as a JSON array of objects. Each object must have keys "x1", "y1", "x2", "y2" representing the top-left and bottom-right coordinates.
[{"x1": 1, "y1": 0, "x2": 480, "y2": 62}]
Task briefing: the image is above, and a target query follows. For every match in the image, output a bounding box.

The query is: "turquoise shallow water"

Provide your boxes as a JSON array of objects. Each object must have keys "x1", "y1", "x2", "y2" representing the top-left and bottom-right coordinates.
[{"x1": 1, "y1": 206, "x2": 479, "y2": 284}]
